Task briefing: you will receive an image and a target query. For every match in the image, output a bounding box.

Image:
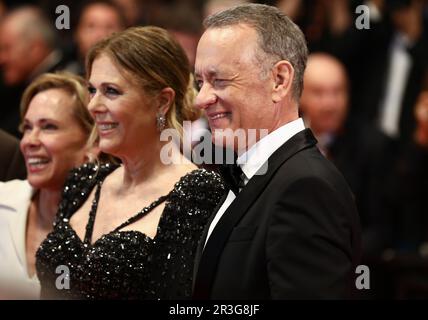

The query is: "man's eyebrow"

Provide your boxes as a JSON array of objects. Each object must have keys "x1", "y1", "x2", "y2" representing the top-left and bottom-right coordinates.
[{"x1": 195, "y1": 68, "x2": 220, "y2": 79}]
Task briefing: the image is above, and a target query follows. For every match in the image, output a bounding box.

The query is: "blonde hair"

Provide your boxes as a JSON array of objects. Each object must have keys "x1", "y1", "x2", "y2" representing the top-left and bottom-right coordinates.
[
  {"x1": 86, "y1": 26, "x2": 200, "y2": 139},
  {"x1": 20, "y1": 71, "x2": 92, "y2": 135}
]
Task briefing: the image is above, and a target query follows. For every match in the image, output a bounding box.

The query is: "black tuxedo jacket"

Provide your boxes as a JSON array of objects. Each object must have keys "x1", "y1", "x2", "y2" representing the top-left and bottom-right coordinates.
[
  {"x1": 0, "y1": 129, "x2": 26, "y2": 182},
  {"x1": 193, "y1": 129, "x2": 361, "y2": 299}
]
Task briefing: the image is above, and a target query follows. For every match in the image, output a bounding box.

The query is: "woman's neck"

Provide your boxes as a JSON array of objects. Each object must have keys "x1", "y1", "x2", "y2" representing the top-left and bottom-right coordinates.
[
  {"x1": 34, "y1": 188, "x2": 62, "y2": 229},
  {"x1": 117, "y1": 141, "x2": 190, "y2": 192},
  {"x1": 118, "y1": 140, "x2": 168, "y2": 190}
]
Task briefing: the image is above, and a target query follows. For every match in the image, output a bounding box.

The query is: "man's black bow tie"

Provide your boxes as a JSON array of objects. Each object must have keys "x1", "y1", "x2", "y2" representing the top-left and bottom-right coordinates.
[{"x1": 220, "y1": 163, "x2": 245, "y2": 194}]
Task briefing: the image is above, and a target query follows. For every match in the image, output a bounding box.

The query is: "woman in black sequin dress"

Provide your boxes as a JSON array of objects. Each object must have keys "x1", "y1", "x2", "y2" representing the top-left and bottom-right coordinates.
[{"x1": 35, "y1": 27, "x2": 225, "y2": 299}]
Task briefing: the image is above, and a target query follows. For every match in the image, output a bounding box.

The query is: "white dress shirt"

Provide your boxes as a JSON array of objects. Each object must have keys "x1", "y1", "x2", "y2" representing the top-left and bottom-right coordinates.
[
  {"x1": 0, "y1": 180, "x2": 40, "y2": 299},
  {"x1": 204, "y1": 118, "x2": 306, "y2": 248},
  {"x1": 378, "y1": 32, "x2": 413, "y2": 138}
]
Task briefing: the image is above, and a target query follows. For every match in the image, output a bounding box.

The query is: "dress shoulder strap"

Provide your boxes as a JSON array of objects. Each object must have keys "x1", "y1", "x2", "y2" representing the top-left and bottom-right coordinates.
[{"x1": 113, "y1": 194, "x2": 170, "y2": 232}]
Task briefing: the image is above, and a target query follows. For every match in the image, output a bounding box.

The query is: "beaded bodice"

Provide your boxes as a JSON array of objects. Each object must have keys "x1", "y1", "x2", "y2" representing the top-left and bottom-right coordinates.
[{"x1": 36, "y1": 163, "x2": 225, "y2": 299}]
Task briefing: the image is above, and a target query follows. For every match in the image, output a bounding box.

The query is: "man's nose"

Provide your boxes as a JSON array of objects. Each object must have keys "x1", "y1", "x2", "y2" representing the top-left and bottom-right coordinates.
[{"x1": 195, "y1": 83, "x2": 217, "y2": 110}]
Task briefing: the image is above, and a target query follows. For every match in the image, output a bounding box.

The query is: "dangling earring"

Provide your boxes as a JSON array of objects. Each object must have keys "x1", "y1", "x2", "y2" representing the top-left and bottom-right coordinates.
[{"x1": 156, "y1": 112, "x2": 166, "y2": 132}]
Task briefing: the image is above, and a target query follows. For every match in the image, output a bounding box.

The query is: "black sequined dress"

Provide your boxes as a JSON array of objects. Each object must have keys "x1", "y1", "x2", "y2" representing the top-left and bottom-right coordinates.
[{"x1": 36, "y1": 163, "x2": 225, "y2": 299}]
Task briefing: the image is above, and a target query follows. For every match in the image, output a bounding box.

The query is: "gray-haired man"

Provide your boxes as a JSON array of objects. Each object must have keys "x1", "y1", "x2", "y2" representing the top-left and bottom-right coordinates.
[{"x1": 193, "y1": 4, "x2": 361, "y2": 299}]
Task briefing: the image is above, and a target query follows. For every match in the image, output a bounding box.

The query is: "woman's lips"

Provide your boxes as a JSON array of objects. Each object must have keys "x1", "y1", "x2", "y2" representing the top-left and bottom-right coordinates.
[
  {"x1": 97, "y1": 122, "x2": 119, "y2": 135},
  {"x1": 26, "y1": 156, "x2": 50, "y2": 173}
]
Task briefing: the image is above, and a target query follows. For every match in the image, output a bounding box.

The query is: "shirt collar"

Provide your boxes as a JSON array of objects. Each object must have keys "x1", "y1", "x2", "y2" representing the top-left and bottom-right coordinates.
[{"x1": 236, "y1": 118, "x2": 305, "y2": 182}]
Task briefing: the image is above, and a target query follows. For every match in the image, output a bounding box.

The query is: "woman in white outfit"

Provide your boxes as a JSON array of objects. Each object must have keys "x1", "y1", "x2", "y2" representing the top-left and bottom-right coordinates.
[{"x1": 0, "y1": 72, "x2": 95, "y2": 298}]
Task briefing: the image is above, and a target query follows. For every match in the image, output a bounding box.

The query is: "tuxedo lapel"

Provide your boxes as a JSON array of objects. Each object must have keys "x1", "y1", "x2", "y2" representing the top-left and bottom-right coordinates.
[{"x1": 193, "y1": 128, "x2": 317, "y2": 299}]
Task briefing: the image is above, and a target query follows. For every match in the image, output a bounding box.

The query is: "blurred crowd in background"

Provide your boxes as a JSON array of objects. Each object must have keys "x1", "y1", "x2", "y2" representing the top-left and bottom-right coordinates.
[{"x1": 1, "y1": 0, "x2": 428, "y2": 299}]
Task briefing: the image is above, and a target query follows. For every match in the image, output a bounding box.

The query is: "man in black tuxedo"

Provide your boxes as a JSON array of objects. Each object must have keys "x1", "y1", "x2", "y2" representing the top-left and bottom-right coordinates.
[{"x1": 192, "y1": 3, "x2": 361, "y2": 299}]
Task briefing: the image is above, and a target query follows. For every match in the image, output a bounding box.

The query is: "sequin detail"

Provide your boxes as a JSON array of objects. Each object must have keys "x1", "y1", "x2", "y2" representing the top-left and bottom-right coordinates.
[{"x1": 35, "y1": 163, "x2": 225, "y2": 299}]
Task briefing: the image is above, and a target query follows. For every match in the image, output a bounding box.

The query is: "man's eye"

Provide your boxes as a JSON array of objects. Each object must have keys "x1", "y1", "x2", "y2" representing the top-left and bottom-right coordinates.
[
  {"x1": 213, "y1": 79, "x2": 227, "y2": 87},
  {"x1": 195, "y1": 80, "x2": 203, "y2": 90}
]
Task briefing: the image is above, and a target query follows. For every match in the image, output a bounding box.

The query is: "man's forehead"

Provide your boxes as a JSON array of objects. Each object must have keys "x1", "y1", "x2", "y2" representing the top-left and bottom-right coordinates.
[
  {"x1": 194, "y1": 64, "x2": 235, "y2": 78},
  {"x1": 195, "y1": 25, "x2": 257, "y2": 73},
  {"x1": 201, "y1": 24, "x2": 257, "y2": 44}
]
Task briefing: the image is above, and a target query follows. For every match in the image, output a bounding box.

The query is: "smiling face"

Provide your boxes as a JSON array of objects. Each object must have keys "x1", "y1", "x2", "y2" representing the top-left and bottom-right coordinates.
[
  {"x1": 20, "y1": 88, "x2": 89, "y2": 190},
  {"x1": 87, "y1": 54, "x2": 159, "y2": 159},
  {"x1": 194, "y1": 24, "x2": 276, "y2": 151}
]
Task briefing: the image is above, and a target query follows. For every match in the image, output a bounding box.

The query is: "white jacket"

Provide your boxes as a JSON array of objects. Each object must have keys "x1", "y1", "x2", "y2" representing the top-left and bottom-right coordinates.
[{"x1": 0, "y1": 180, "x2": 40, "y2": 299}]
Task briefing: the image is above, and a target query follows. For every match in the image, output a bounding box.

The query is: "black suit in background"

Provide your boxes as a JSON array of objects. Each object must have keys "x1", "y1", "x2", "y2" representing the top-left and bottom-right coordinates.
[
  {"x1": 0, "y1": 82, "x2": 26, "y2": 138},
  {"x1": 356, "y1": 30, "x2": 428, "y2": 142},
  {"x1": 325, "y1": 122, "x2": 396, "y2": 257},
  {"x1": 387, "y1": 141, "x2": 428, "y2": 252},
  {"x1": 193, "y1": 129, "x2": 361, "y2": 299},
  {"x1": 0, "y1": 129, "x2": 26, "y2": 181},
  {"x1": 307, "y1": 5, "x2": 428, "y2": 143},
  {"x1": 340, "y1": 17, "x2": 428, "y2": 143}
]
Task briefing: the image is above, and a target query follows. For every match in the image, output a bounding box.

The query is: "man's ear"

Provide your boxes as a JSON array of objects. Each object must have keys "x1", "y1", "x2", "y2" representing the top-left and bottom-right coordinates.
[
  {"x1": 157, "y1": 87, "x2": 175, "y2": 115},
  {"x1": 271, "y1": 60, "x2": 294, "y2": 103}
]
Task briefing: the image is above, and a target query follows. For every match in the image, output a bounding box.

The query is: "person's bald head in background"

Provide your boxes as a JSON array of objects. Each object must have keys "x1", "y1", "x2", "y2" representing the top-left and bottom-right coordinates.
[
  {"x1": 300, "y1": 53, "x2": 349, "y2": 137},
  {"x1": 0, "y1": 6, "x2": 57, "y2": 86}
]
